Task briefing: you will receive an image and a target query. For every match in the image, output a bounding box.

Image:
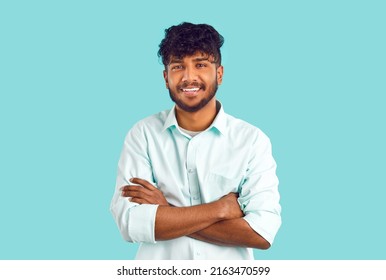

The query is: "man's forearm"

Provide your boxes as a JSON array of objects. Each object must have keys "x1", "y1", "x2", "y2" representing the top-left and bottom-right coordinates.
[
  {"x1": 121, "y1": 178, "x2": 245, "y2": 242},
  {"x1": 155, "y1": 203, "x2": 223, "y2": 240},
  {"x1": 155, "y1": 193, "x2": 243, "y2": 240},
  {"x1": 188, "y1": 218, "x2": 271, "y2": 249}
]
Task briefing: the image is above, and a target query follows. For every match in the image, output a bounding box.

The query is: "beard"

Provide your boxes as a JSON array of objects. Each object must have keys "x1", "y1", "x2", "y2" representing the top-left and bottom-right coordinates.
[{"x1": 168, "y1": 80, "x2": 218, "y2": 113}]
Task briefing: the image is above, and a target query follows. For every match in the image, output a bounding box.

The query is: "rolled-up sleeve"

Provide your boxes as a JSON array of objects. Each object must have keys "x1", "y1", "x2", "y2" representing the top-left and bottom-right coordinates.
[
  {"x1": 238, "y1": 131, "x2": 282, "y2": 245},
  {"x1": 110, "y1": 123, "x2": 158, "y2": 243}
]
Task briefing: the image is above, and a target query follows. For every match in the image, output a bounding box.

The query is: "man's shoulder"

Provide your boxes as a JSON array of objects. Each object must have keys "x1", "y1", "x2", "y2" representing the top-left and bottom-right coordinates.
[
  {"x1": 225, "y1": 113, "x2": 266, "y2": 139},
  {"x1": 131, "y1": 109, "x2": 170, "y2": 131}
]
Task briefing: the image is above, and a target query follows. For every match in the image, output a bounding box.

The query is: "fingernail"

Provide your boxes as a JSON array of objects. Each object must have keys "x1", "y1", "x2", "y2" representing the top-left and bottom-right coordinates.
[{"x1": 129, "y1": 178, "x2": 134, "y2": 182}]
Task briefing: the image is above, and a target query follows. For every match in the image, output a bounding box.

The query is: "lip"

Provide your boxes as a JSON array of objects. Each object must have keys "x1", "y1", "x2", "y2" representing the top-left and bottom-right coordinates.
[{"x1": 180, "y1": 87, "x2": 201, "y2": 97}]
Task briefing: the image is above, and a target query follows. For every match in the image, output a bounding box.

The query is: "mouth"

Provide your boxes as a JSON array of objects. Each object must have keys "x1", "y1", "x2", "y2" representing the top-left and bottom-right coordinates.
[{"x1": 180, "y1": 87, "x2": 201, "y2": 97}]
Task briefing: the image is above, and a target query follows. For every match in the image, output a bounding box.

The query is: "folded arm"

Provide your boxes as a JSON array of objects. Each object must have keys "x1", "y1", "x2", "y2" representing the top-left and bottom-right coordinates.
[
  {"x1": 188, "y1": 219, "x2": 271, "y2": 249},
  {"x1": 112, "y1": 125, "x2": 280, "y2": 247},
  {"x1": 121, "y1": 178, "x2": 269, "y2": 248}
]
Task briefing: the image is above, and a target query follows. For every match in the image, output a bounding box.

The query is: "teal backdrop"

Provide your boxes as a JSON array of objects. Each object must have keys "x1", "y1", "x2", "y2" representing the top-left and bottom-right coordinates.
[{"x1": 1, "y1": 0, "x2": 385, "y2": 259}]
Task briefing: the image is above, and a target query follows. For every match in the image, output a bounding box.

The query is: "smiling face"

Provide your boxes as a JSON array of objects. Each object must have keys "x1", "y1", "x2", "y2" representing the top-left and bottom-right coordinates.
[{"x1": 163, "y1": 52, "x2": 223, "y2": 113}]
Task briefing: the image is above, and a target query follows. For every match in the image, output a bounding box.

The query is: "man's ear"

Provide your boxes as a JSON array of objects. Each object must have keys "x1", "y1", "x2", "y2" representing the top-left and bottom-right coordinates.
[
  {"x1": 217, "y1": 65, "x2": 224, "y2": 85},
  {"x1": 163, "y1": 70, "x2": 169, "y2": 89}
]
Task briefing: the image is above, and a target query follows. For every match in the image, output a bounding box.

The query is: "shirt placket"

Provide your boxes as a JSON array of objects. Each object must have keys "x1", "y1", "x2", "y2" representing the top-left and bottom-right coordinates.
[{"x1": 186, "y1": 138, "x2": 201, "y2": 206}]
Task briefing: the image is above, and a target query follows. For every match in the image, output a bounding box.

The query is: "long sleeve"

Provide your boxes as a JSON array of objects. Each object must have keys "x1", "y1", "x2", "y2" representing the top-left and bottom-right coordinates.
[
  {"x1": 110, "y1": 105, "x2": 282, "y2": 259},
  {"x1": 238, "y1": 130, "x2": 282, "y2": 245},
  {"x1": 110, "y1": 123, "x2": 159, "y2": 243}
]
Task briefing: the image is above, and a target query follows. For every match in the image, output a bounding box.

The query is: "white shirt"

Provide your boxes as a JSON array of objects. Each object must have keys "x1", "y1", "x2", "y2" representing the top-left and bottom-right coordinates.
[{"x1": 110, "y1": 102, "x2": 281, "y2": 259}]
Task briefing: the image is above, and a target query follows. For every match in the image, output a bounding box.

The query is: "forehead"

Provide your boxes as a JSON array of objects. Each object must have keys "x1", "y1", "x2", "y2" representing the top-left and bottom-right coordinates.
[{"x1": 168, "y1": 52, "x2": 214, "y2": 64}]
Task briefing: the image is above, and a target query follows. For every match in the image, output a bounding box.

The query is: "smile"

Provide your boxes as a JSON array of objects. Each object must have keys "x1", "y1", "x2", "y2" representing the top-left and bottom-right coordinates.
[
  {"x1": 181, "y1": 87, "x2": 200, "y2": 93},
  {"x1": 180, "y1": 87, "x2": 201, "y2": 97}
]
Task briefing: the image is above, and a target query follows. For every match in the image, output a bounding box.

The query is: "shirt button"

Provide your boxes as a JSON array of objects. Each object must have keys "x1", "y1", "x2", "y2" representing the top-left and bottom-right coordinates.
[{"x1": 188, "y1": 168, "x2": 195, "y2": 173}]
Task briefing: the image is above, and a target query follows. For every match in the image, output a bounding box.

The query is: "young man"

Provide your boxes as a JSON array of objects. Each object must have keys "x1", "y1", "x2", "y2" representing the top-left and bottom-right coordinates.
[{"x1": 110, "y1": 22, "x2": 281, "y2": 260}]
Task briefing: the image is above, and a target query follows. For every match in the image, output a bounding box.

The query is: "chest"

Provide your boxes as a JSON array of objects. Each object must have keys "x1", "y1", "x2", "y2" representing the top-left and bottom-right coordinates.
[{"x1": 148, "y1": 131, "x2": 251, "y2": 206}]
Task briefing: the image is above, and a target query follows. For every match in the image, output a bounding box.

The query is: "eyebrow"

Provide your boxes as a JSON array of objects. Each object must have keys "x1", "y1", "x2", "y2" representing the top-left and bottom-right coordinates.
[
  {"x1": 169, "y1": 58, "x2": 183, "y2": 64},
  {"x1": 193, "y1": 57, "x2": 211, "y2": 62},
  {"x1": 169, "y1": 56, "x2": 212, "y2": 64}
]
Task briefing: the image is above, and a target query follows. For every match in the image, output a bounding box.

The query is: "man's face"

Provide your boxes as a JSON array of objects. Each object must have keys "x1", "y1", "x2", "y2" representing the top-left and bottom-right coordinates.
[{"x1": 163, "y1": 52, "x2": 223, "y2": 113}]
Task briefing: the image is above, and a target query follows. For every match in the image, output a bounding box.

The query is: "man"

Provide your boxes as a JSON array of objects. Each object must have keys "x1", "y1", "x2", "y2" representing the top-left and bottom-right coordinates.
[{"x1": 110, "y1": 22, "x2": 281, "y2": 260}]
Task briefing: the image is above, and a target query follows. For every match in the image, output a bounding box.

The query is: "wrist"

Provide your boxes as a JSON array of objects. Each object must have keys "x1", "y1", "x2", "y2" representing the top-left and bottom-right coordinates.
[{"x1": 211, "y1": 199, "x2": 228, "y2": 220}]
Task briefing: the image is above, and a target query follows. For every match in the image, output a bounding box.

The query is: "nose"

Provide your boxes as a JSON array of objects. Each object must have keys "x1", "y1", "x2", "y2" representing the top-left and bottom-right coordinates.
[{"x1": 182, "y1": 65, "x2": 197, "y2": 82}]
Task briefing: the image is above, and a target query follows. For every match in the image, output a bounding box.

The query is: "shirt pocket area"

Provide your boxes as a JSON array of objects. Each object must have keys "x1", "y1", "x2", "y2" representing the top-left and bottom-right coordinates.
[{"x1": 203, "y1": 172, "x2": 242, "y2": 202}]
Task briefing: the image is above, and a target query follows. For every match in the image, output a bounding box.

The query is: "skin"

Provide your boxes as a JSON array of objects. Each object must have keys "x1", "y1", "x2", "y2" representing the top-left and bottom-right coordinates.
[
  {"x1": 164, "y1": 52, "x2": 223, "y2": 131},
  {"x1": 120, "y1": 52, "x2": 271, "y2": 250}
]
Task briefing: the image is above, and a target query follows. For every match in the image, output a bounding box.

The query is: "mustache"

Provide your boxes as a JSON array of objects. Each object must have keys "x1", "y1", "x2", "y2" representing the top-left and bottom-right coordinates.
[{"x1": 178, "y1": 81, "x2": 206, "y2": 90}]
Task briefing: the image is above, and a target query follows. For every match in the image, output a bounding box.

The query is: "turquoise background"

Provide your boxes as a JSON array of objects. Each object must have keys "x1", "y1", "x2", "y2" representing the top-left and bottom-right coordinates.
[{"x1": 1, "y1": 0, "x2": 385, "y2": 259}]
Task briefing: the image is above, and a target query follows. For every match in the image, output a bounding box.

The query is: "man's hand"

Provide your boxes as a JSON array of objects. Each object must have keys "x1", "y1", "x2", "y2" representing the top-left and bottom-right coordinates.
[
  {"x1": 120, "y1": 178, "x2": 242, "y2": 218},
  {"x1": 120, "y1": 178, "x2": 268, "y2": 248},
  {"x1": 217, "y1": 192, "x2": 244, "y2": 220},
  {"x1": 188, "y1": 193, "x2": 270, "y2": 249},
  {"x1": 120, "y1": 178, "x2": 169, "y2": 206}
]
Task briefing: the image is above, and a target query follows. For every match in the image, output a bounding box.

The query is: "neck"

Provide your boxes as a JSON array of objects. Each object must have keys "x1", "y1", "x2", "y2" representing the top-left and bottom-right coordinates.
[{"x1": 175, "y1": 99, "x2": 218, "y2": 131}]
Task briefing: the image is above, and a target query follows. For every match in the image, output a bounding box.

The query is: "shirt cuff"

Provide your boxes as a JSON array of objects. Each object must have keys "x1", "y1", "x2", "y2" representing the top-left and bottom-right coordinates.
[
  {"x1": 243, "y1": 212, "x2": 281, "y2": 245},
  {"x1": 128, "y1": 204, "x2": 159, "y2": 243}
]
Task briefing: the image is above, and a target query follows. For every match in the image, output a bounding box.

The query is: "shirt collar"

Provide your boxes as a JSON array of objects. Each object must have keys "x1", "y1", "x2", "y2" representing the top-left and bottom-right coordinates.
[
  {"x1": 162, "y1": 106, "x2": 179, "y2": 132},
  {"x1": 209, "y1": 101, "x2": 227, "y2": 136},
  {"x1": 162, "y1": 100, "x2": 228, "y2": 136}
]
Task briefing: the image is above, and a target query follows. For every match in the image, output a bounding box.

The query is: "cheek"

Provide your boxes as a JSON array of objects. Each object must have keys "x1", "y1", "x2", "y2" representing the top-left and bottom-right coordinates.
[
  {"x1": 206, "y1": 74, "x2": 219, "y2": 86},
  {"x1": 167, "y1": 75, "x2": 181, "y2": 87}
]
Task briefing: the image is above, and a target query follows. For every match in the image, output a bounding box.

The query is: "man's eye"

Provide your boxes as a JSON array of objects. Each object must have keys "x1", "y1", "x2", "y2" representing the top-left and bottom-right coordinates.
[
  {"x1": 172, "y1": 65, "x2": 183, "y2": 70},
  {"x1": 197, "y1": 63, "x2": 206, "y2": 68}
]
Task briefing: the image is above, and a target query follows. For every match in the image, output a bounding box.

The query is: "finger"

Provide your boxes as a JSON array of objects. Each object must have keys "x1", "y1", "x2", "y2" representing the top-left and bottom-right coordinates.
[
  {"x1": 120, "y1": 185, "x2": 131, "y2": 191},
  {"x1": 123, "y1": 190, "x2": 152, "y2": 200},
  {"x1": 121, "y1": 185, "x2": 153, "y2": 196},
  {"x1": 129, "y1": 197, "x2": 153, "y2": 205},
  {"x1": 130, "y1": 178, "x2": 158, "y2": 191},
  {"x1": 121, "y1": 183, "x2": 152, "y2": 192},
  {"x1": 121, "y1": 185, "x2": 145, "y2": 191}
]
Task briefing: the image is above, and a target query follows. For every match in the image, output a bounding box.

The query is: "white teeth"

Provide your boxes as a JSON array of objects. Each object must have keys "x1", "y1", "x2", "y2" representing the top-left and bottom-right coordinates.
[{"x1": 182, "y1": 88, "x2": 200, "y2": 92}]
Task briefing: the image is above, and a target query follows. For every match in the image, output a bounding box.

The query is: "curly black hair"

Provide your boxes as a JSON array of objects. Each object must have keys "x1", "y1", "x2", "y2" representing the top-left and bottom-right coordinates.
[{"x1": 158, "y1": 22, "x2": 224, "y2": 67}]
